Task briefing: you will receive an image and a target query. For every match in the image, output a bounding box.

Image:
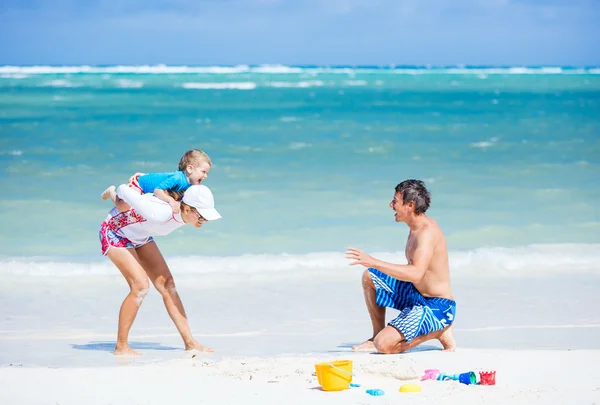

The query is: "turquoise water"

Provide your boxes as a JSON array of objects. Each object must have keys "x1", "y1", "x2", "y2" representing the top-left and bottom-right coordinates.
[{"x1": 1, "y1": 66, "x2": 599, "y2": 264}]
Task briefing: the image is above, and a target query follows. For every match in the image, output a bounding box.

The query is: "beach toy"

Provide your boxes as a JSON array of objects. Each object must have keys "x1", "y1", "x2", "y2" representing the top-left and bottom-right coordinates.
[
  {"x1": 366, "y1": 389, "x2": 385, "y2": 396},
  {"x1": 479, "y1": 371, "x2": 496, "y2": 386},
  {"x1": 421, "y1": 369, "x2": 441, "y2": 380},
  {"x1": 314, "y1": 360, "x2": 353, "y2": 391},
  {"x1": 436, "y1": 372, "x2": 460, "y2": 381},
  {"x1": 350, "y1": 383, "x2": 361, "y2": 388},
  {"x1": 422, "y1": 370, "x2": 478, "y2": 385},
  {"x1": 459, "y1": 372, "x2": 477, "y2": 385},
  {"x1": 399, "y1": 383, "x2": 422, "y2": 393}
]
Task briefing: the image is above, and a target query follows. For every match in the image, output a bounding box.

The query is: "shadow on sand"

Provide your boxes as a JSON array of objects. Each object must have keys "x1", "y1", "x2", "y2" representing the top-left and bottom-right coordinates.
[
  {"x1": 71, "y1": 341, "x2": 180, "y2": 352},
  {"x1": 329, "y1": 342, "x2": 442, "y2": 354}
]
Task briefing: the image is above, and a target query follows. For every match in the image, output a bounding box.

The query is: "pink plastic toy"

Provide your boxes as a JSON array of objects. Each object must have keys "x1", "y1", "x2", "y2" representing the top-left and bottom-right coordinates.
[
  {"x1": 421, "y1": 369, "x2": 481, "y2": 385},
  {"x1": 421, "y1": 369, "x2": 441, "y2": 381}
]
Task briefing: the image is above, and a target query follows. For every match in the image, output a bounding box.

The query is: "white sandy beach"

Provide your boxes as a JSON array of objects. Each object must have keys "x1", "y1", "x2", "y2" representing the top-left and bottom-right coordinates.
[
  {"x1": 1, "y1": 251, "x2": 600, "y2": 404},
  {"x1": 2, "y1": 350, "x2": 599, "y2": 404}
]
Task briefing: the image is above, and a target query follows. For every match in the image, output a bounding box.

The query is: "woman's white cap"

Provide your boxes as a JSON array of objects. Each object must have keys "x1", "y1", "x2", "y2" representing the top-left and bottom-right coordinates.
[{"x1": 182, "y1": 185, "x2": 222, "y2": 220}]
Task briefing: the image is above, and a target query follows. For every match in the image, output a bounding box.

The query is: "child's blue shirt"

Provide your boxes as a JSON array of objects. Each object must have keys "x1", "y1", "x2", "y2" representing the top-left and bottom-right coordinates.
[{"x1": 137, "y1": 171, "x2": 190, "y2": 193}]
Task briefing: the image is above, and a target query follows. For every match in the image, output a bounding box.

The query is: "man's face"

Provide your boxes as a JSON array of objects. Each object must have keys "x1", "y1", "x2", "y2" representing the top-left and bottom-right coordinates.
[{"x1": 389, "y1": 191, "x2": 410, "y2": 222}]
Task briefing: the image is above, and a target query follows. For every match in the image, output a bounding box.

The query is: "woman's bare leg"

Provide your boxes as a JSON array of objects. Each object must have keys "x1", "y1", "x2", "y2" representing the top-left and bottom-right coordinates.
[
  {"x1": 135, "y1": 242, "x2": 213, "y2": 352},
  {"x1": 106, "y1": 247, "x2": 150, "y2": 355}
]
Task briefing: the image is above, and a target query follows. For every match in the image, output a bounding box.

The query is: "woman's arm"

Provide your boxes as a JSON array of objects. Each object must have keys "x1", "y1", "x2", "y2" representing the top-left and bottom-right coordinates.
[{"x1": 116, "y1": 185, "x2": 173, "y2": 222}]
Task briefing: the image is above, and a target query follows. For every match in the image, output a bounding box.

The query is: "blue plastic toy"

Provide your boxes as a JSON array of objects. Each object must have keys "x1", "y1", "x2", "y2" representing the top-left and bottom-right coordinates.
[
  {"x1": 437, "y1": 372, "x2": 476, "y2": 385},
  {"x1": 366, "y1": 389, "x2": 385, "y2": 396},
  {"x1": 422, "y1": 369, "x2": 478, "y2": 385}
]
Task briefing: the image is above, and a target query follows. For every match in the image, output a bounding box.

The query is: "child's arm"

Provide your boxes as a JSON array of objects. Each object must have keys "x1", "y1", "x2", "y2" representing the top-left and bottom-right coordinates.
[
  {"x1": 153, "y1": 173, "x2": 187, "y2": 214},
  {"x1": 154, "y1": 189, "x2": 181, "y2": 214}
]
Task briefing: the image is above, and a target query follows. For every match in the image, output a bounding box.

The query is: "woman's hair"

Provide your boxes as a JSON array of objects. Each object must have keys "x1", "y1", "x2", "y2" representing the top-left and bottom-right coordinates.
[
  {"x1": 180, "y1": 201, "x2": 203, "y2": 221},
  {"x1": 178, "y1": 149, "x2": 212, "y2": 171},
  {"x1": 167, "y1": 190, "x2": 184, "y2": 201},
  {"x1": 180, "y1": 201, "x2": 195, "y2": 211}
]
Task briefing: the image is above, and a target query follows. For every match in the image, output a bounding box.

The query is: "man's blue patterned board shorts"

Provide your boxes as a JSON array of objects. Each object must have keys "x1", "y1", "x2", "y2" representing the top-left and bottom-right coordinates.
[{"x1": 369, "y1": 268, "x2": 456, "y2": 343}]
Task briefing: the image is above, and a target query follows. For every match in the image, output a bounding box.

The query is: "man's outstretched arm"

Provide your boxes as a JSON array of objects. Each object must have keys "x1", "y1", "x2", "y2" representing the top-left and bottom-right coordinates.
[{"x1": 345, "y1": 231, "x2": 435, "y2": 284}]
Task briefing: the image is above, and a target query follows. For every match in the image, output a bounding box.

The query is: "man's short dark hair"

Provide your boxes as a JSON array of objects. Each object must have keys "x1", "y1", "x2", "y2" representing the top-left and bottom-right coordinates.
[{"x1": 395, "y1": 180, "x2": 431, "y2": 214}]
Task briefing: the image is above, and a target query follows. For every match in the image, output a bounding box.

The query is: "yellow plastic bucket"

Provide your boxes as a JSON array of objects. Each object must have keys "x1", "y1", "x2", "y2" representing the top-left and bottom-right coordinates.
[{"x1": 314, "y1": 360, "x2": 353, "y2": 391}]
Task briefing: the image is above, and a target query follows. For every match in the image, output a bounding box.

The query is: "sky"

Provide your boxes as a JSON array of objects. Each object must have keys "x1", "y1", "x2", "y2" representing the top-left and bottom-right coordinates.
[{"x1": 0, "y1": 0, "x2": 599, "y2": 66}]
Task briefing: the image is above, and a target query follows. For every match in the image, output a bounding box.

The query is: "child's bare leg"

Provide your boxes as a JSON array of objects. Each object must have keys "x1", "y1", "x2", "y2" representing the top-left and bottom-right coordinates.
[
  {"x1": 114, "y1": 199, "x2": 131, "y2": 212},
  {"x1": 101, "y1": 185, "x2": 131, "y2": 212},
  {"x1": 101, "y1": 186, "x2": 116, "y2": 200}
]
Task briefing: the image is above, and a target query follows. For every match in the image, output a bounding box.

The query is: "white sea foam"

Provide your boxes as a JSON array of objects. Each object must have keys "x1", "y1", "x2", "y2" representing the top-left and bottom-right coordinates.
[
  {"x1": 1, "y1": 244, "x2": 598, "y2": 278},
  {"x1": 471, "y1": 141, "x2": 494, "y2": 148},
  {"x1": 1, "y1": 150, "x2": 23, "y2": 156},
  {"x1": 181, "y1": 82, "x2": 257, "y2": 90},
  {"x1": 279, "y1": 116, "x2": 301, "y2": 122},
  {"x1": 251, "y1": 64, "x2": 303, "y2": 74},
  {"x1": 288, "y1": 142, "x2": 312, "y2": 150},
  {"x1": 267, "y1": 80, "x2": 324, "y2": 88},
  {"x1": 471, "y1": 137, "x2": 499, "y2": 149},
  {"x1": 115, "y1": 79, "x2": 144, "y2": 88},
  {"x1": 345, "y1": 80, "x2": 368, "y2": 86},
  {"x1": 39, "y1": 79, "x2": 79, "y2": 88},
  {"x1": 367, "y1": 146, "x2": 387, "y2": 153},
  {"x1": 0, "y1": 73, "x2": 28, "y2": 79}
]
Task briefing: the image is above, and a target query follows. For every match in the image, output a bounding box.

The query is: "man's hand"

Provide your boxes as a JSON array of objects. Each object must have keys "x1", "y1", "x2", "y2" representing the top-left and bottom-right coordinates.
[{"x1": 345, "y1": 247, "x2": 375, "y2": 267}]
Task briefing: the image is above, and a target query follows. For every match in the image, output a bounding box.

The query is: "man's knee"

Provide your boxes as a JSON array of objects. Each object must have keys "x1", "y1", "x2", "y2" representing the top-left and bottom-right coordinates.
[
  {"x1": 373, "y1": 335, "x2": 395, "y2": 354},
  {"x1": 374, "y1": 327, "x2": 407, "y2": 354}
]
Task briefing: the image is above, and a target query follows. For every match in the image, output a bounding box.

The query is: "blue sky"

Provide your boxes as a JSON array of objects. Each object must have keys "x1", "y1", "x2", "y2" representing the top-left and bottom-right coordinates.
[{"x1": 1, "y1": 0, "x2": 598, "y2": 65}]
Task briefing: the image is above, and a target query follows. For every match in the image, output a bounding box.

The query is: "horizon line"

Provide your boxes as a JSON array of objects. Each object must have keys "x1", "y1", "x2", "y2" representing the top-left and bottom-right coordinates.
[{"x1": 1, "y1": 63, "x2": 600, "y2": 69}]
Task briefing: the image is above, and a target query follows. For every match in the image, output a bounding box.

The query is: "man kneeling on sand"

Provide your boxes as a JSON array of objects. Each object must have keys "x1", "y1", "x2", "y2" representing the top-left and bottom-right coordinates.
[{"x1": 345, "y1": 179, "x2": 456, "y2": 353}]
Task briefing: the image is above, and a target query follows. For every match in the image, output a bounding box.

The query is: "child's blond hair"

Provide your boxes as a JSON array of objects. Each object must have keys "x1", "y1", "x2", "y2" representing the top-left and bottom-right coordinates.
[{"x1": 178, "y1": 149, "x2": 212, "y2": 171}]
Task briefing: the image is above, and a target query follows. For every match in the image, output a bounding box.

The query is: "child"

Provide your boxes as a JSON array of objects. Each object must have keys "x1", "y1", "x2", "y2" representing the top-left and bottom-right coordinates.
[{"x1": 101, "y1": 149, "x2": 212, "y2": 214}]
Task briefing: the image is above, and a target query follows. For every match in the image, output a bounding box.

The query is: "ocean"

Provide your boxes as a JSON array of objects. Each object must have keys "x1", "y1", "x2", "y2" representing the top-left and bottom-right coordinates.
[{"x1": 0, "y1": 65, "x2": 599, "y2": 278}]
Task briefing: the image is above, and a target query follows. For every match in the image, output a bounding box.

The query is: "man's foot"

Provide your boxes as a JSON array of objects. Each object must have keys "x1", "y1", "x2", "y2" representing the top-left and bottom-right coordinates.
[
  {"x1": 352, "y1": 338, "x2": 376, "y2": 352},
  {"x1": 114, "y1": 345, "x2": 141, "y2": 356},
  {"x1": 101, "y1": 185, "x2": 116, "y2": 200},
  {"x1": 185, "y1": 340, "x2": 214, "y2": 352},
  {"x1": 438, "y1": 326, "x2": 456, "y2": 352}
]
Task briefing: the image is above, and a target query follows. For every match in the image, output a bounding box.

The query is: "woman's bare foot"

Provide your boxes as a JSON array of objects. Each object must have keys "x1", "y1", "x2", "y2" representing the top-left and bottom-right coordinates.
[
  {"x1": 352, "y1": 338, "x2": 376, "y2": 352},
  {"x1": 185, "y1": 340, "x2": 214, "y2": 352},
  {"x1": 101, "y1": 185, "x2": 116, "y2": 200},
  {"x1": 114, "y1": 345, "x2": 141, "y2": 356},
  {"x1": 438, "y1": 326, "x2": 456, "y2": 352}
]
